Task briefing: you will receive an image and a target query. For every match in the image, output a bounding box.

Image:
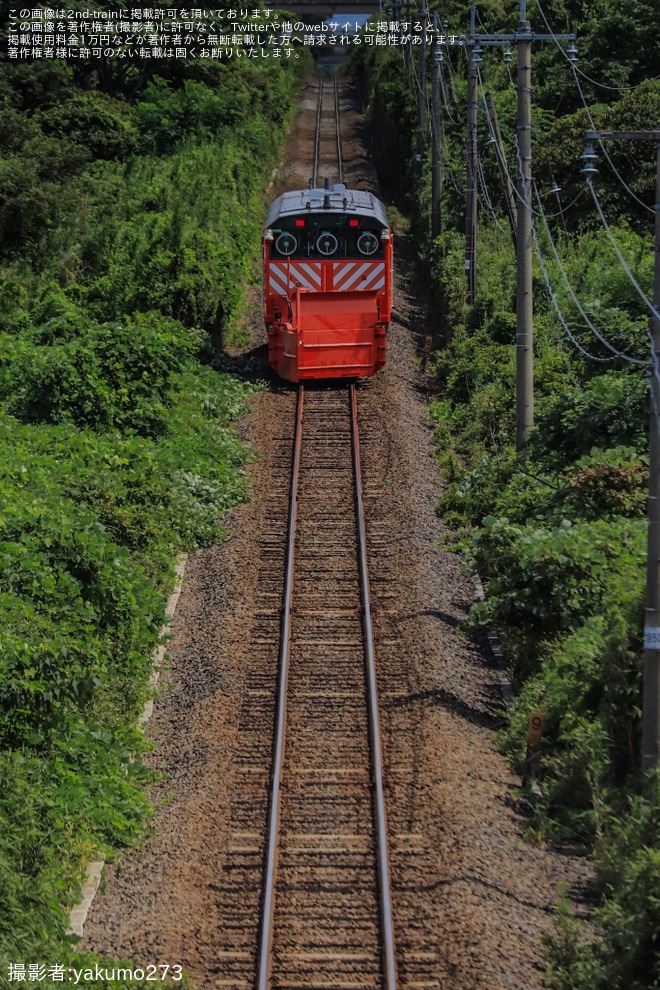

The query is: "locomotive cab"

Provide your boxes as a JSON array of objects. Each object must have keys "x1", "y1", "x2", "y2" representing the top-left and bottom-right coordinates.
[{"x1": 262, "y1": 184, "x2": 393, "y2": 382}]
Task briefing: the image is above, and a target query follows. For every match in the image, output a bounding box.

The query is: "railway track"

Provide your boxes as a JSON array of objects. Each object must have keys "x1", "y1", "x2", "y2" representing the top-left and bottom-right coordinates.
[
  {"x1": 211, "y1": 79, "x2": 409, "y2": 988},
  {"x1": 256, "y1": 384, "x2": 397, "y2": 989},
  {"x1": 313, "y1": 76, "x2": 343, "y2": 187}
]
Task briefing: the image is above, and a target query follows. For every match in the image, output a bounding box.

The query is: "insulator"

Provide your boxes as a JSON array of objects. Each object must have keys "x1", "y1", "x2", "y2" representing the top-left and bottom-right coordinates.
[{"x1": 580, "y1": 141, "x2": 598, "y2": 162}]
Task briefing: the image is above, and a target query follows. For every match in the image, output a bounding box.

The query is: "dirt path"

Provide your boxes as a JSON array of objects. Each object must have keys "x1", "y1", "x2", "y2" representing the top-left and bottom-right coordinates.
[{"x1": 82, "y1": 76, "x2": 592, "y2": 989}]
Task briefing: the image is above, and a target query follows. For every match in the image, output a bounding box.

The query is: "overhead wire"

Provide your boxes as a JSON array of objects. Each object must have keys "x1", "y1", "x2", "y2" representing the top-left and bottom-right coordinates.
[
  {"x1": 470, "y1": 12, "x2": 615, "y2": 383},
  {"x1": 475, "y1": 55, "x2": 651, "y2": 365},
  {"x1": 532, "y1": 167, "x2": 660, "y2": 409},
  {"x1": 475, "y1": 59, "x2": 586, "y2": 234},
  {"x1": 475, "y1": 152, "x2": 508, "y2": 234},
  {"x1": 534, "y1": 0, "x2": 632, "y2": 93},
  {"x1": 476, "y1": 63, "x2": 549, "y2": 218},
  {"x1": 472, "y1": 53, "x2": 613, "y2": 361},
  {"x1": 447, "y1": 4, "x2": 659, "y2": 410},
  {"x1": 532, "y1": 180, "x2": 650, "y2": 365},
  {"x1": 434, "y1": 36, "x2": 460, "y2": 125},
  {"x1": 530, "y1": 212, "x2": 618, "y2": 363},
  {"x1": 534, "y1": 0, "x2": 654, "y2": 216},
  {"x1": 410, "y1": 32, "x2": 464, "y2": 195},
  {"x1": 586, "y1": 177, "x2": 659, "y2": 321}
]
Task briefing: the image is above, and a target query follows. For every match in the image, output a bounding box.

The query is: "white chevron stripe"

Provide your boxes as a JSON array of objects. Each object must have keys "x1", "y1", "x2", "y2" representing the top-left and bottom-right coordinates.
[
  {"x1": 359, "y1": 265, "x2": 386, "y2": 289},
  {"x1": 298, "y1": 263, "x2": 322, "y2": 287},
  {"x1": 269, "y1": 262, "x2": 323, "y2": 292},
  {"x1": 269, "y1": 269, "x2": 289, "y2": 295},
  {"x1": 269, "y1": 260, "x2": 386, "y2": 296},
  {"x1": 336, "y1": 263, "x2": 371, "y2": 291},
  {"x1": 291, "y1": 271, "x2": 318, "y2": 290},
  {"x1": 333, "y1": 262, "x2": 355, "y2": 282},
  {"x1": 333, "y1": 262, "x2": 386, "y2": 291}
]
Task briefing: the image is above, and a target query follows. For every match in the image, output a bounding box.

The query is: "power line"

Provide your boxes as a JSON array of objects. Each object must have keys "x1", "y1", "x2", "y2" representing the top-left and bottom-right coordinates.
[
  {"x1": 531, "y1": 212, "x2": 619, "y2": 363},
  {"x1": 535, "y1": 0, "x2": 633, "y2": 92},
  {"x1": 586, "y1": 176, "x2": 659, "y2": 320},
  {"x1": 534, "y1": 0, "x2": 654, "y2": 215},
  {"x1": 475, "y1": 57, "x2": 650, "y2": 364},
  {"x1": 475, "y1": 152, "x2": 508, "y2": 234},
  {"x1": 532, "y1": 181, "x2": 650, "y2": 365},
  {"x1": 476, "y1": 65, "x2": 547, "y2": 218}
]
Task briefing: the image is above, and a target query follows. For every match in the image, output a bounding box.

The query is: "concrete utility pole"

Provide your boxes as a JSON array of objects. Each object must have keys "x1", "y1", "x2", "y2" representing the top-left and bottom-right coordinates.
[
  {"x1": 515, "y1": 19, "x2": 534, "y2": 448},
  {"x1": 431, "y1": 19, "x2": 442, "y2": 240},
  {"x1": 582, "y1": 131, "x2": 660, "y2": 776},
  {"x1": 465, "y1": 13, "x2": 479, "y2": 304},
  {"x1": 648, "y1": 133, "x2": 660, "y2": 779},
  {"x1": 649, "y1": 134, "x2": 660, "y2": 781},
  {"x1": 416, "y1": 2, "x2": 427, "y2": 166}
]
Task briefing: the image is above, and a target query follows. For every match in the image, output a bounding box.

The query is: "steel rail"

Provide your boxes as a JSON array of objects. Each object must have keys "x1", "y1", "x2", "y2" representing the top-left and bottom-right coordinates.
[
  {"x1": 313, "y1": 78, "x2": 323, "y2": 188},
  {"x1": 257, "y1": 384, "x2": 398, "y2": 989},
  {"x1": 334, "y1": 76, "x2": 343, "y2": 183},
  {"x1": 349, "y1": 384, "x2": 399, "y2": 990},
  {"x1": 256, "y1": 384, "x2": 304, "y2": 990}
]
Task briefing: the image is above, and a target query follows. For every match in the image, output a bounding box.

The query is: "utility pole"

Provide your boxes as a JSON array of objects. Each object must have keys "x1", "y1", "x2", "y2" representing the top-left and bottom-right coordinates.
[
  {"x1": 515, "y1": 17, "x2": 533, "y2": 448},
  {"x1": 647, "y1": 132, "x2": 660, "y2": 780},
  {"x1": 582, "y1": 130, "x2": 660, "y2": 778},
  {"x1": 648, "y1": 129, "x2": 660, "y2": 782},
  {"x1": 465, "y1": 4, "x2": 478, "y2": 304},
  {"x1": 431, "y1": 21, "x2": 442, "y2": 240},
  {"x1": 416, "y1": 1, "x2": 427, "y2": 166},
  {"x1": 436, "y1": 3, "x2": 575, "y2": 448}
]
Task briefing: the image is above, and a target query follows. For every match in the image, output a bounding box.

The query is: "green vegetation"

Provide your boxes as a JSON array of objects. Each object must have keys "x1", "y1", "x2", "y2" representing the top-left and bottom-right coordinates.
[
  {"x1": 350, "y1": 1, "x2": 660, "y2": 985},
  {"x1": 0, "y1": 11, "x2": 309, "y2": 985}
]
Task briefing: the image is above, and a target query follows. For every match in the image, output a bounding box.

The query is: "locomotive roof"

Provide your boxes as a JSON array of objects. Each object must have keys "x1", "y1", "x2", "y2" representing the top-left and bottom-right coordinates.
[{"x1": 265, "y1": 184, "x2": 389, "y2": 229}]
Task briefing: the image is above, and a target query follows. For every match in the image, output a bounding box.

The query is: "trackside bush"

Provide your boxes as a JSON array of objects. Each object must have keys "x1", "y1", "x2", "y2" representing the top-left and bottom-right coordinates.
[
  {"x1": 4, "y1": 314, "x2": 197, "y2": 436},
  {"x1": 545, "y1": 791, "x2": 660, "y2": 990},
  {"x1": 469, "y1": 516, "x2": 646, "y2": 682}
]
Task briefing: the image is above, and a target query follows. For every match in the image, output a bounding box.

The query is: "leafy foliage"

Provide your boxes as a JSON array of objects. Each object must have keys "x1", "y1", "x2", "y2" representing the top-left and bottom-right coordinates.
[
  {"x1": 0, "y1": 23, "x2": 303, "y2": 979},
  {"x1": 3, "y1": 313, "x2": 196, "y2": 436},
  {"x1": 545, "y1": 790, "x2": 660, "y2": 990}
]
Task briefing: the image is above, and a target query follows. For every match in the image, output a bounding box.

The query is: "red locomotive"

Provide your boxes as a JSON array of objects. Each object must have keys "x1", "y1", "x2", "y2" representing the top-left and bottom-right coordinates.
[{"x1": 262, "y1": 182, "x2": 393, "y2": 382}]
